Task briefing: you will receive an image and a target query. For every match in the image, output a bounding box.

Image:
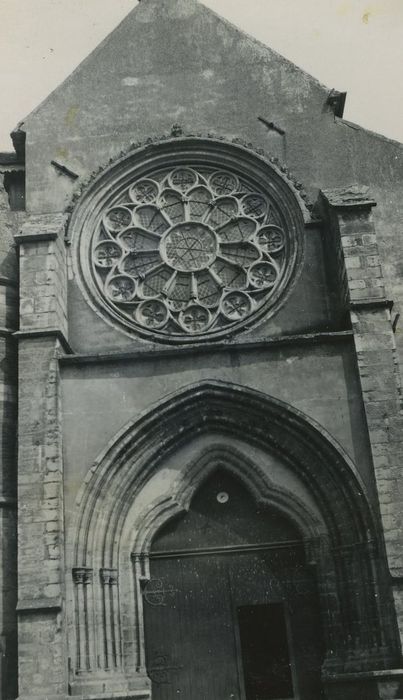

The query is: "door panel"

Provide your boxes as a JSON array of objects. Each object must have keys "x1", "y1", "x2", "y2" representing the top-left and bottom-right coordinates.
[
  {"x1": 144, "y1": 549, "x2": 324, "y2": 700},
  {"x1": 227, "y1": 550, "x2": 324, "y2": 699},
  {"x1": 144, "y1": 554, "x2": 241, "y2": 700}
]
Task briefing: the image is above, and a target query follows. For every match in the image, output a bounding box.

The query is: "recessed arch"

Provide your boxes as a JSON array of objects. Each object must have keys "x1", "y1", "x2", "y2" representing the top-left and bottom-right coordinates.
[
  {"x1": 73, "y1": 378, "x2": 376, "y2": 569},
  {"x1": 68, "y1": 380, "x2": 400, "y2": 695},
  {"x1": 129, "y1": 443, "x2": 325, "y2": 557}
]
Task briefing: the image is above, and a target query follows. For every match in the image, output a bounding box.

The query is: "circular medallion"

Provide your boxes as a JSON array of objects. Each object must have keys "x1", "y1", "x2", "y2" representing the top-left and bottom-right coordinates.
[
  {"x1": 129, "y1": 179, "x2": 159, "y2": 204},
  {"x1": 103, "y1": 206, "x2": 132, "y2": 234},
  {"x1": 71, "y1": 139, "x2": 305, "y2": 343},
  {"x1": 249, "y1": 261, "x2": 278, "y2": 288},
  {"x1": 135, "y1": 300, "x2": 168, "y2": 329},
  {"x1": 179, "y1": 304, "x2": 211, "y2": 333},
  {"x1": 94, "y1": 242, "x2": 122, "y2": 268},
  {"x1": 106, "y1": 275, "x2": 136, "y2": 302},
  {"x1": 216, "y1": 491, "x2": 230, "y2": 504},
  {"x1": 160, "y1": 223, "x2": 218, "y2": 272},
  {"x1": 221, "y1": 291, "x2": 252, "y2": 320},
  {"x1": 256, "y1": 225, "x2": 285, "y2": 253},
  {"x1": 209, "y1": 171, "x2": 239, "y2": 196},
  {"x1": 168, "y1": 168, "x2": 197, "y2": 192}
]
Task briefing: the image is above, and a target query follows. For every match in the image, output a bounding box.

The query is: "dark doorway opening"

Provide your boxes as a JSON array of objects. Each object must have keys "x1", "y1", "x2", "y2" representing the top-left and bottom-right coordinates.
[{"x1": 238, "y1": 603, "x2": 294, "y2": 700}]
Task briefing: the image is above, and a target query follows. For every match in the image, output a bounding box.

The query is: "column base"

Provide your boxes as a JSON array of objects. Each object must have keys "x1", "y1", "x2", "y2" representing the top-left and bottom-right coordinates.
[{"x1": 69, "y1": 670, "x2": 151, "y2": 699}]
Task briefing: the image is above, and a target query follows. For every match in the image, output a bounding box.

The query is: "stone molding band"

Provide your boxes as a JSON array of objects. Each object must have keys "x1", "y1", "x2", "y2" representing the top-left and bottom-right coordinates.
[
  {"x1": 350, "y1": 298, "x2": 394, "y2": 311},
  {"x1": 59, "y1": 330, "x2": 354, "y2": 366},
  {"x1": 16, "y1": 597, "x2": 62, "y2": 614},
  {"x1": 13, "y1": 328, "x2": 73, "y2": 354}
]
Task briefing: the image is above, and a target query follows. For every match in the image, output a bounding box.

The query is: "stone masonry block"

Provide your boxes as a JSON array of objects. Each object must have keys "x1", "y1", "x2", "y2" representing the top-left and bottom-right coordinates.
[
  {"x1": 345, "y1": 256, "x2": 362, "y2": 269},
  {"x1": 348, "y1": 279, "x2": 366, "y2": 289}
]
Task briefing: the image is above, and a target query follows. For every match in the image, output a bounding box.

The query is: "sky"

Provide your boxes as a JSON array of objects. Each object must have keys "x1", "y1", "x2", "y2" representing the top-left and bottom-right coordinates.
[{"x1": 0, "y1": 0, "x2": 402, "y2": 151}]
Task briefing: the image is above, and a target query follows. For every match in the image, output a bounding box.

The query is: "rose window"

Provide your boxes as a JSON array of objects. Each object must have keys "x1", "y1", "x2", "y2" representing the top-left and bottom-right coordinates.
[{"x1": 88, "y1": 162, "x2": 297, "y2": 341}]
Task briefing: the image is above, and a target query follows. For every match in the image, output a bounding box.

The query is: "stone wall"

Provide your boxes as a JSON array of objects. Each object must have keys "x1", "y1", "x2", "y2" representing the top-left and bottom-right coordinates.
[
  {"x1": 20, "y1": 0, "x2": 403, "y2": 360},
  {"x1": 15, "y1": 215, "x2": 68, "y2": 700},
  {"x1": 0, "y1": 172, "x2": 19, "y2": 700},
  {"x1": 3, "y1": 1, "x2": 403, "y2": 698}
]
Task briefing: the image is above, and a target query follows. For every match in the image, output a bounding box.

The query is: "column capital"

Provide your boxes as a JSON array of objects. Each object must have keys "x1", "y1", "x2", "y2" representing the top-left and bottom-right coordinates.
[
  {"x1": 72, "y1": 567, "x2": 93, "y2": 585},
  {"x1": 100, "y1": 568, "x2": 119, "y2": 586}
]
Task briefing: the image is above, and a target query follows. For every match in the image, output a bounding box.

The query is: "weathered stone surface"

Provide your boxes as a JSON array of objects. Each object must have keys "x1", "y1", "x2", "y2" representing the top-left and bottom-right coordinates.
[
  {"x1": 4, "y1": 1, "x2": 403, "y2": 698},
  {"x1": 18, "y1": 0, "x2": 403, "y2": 364},
  {"x1": 17, "y1": 214, "x2": 68, "y2": 340},
  {"x1": 17, "y1": 338, "x2": 67, "y2": 698},
  {"x1": 320, "y1": 189, "x2": 403, "y2": 688},
  {"x1": 321, "y1": 185, "x2": 377, "y2": 208},
  {"x1": 0, "y1": 174, "x2": 19, "y2": 699}
]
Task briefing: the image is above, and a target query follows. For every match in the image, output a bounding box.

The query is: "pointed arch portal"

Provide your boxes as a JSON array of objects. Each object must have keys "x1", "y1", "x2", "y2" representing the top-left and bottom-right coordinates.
[
  {"x1": 69, "y1": 381, "x2": 400, "y2": 700},
  {"x1": 144, "y1": 467, "x2": 325, "y2": 700}
]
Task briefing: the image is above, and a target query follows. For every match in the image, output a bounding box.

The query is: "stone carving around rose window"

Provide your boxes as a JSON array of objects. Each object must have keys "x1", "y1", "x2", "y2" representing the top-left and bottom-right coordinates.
[{"x1": 87, "y1": 162, "x2": 298, "y2": 341}]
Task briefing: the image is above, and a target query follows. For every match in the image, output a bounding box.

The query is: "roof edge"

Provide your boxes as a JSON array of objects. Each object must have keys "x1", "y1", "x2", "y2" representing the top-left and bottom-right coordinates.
[
  {"x1": 14, "y1": 2, "x2": 142, "y2": 129},
  {"x1": 17, "y1": 0, "x2": 336, "y2": 133},
  {"x1": 336, "y1": 117, "x2": 403, "y2": 148}
]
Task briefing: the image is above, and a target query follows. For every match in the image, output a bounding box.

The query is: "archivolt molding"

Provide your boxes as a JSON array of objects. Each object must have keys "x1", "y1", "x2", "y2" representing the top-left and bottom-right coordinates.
[
  {"x1": 66, "y1": 133, "x2": 314, "y2": 222},
  {"x1": 73, "y1": 379, "x2": 374, "y2": 569},
  {"x1": 68, "y1": 380, "x2": 400, "y2": 688}
]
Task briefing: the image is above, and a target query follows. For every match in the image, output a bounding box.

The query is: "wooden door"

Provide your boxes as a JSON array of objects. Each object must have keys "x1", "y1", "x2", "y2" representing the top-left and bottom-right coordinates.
[{"x1": 142, "y1": 471, "x2": 324, "y2": 700}]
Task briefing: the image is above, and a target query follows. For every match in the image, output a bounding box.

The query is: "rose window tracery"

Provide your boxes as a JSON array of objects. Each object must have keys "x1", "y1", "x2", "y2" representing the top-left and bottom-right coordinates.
[{"x1": 83, "y1": 155, "x2": 302, "y2": 342}]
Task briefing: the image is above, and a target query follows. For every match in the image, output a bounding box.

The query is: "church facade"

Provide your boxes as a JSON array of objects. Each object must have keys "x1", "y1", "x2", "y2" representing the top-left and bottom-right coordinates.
[{"x1": 1, "y1": 1, "x2": 403, "y2": 698}]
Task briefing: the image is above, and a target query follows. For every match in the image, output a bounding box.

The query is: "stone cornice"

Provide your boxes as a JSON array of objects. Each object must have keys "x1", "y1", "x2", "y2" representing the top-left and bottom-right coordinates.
[
  {"x1": 15, "y1": 213, "x2": 68, "y2": 244},
  {"x1": 59, "y1": 330, "x2": 353, "y2": 366},
  {"x1": 350, "y1": 299, "x2": 394, "y2": 312},
  {"x1": 17, "y1": 597, "x2": 62, "y2": 614},
  {"x1": 14, "y1": 328, "x2": 73, "y2": 354}
]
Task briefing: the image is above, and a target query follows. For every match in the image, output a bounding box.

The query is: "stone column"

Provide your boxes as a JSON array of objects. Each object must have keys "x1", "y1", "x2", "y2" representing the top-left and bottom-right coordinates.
[
  {"x1": 100, "y1": 568, "x2": 122, "y2": 671},
  {"x1": 72, "y1": 567, "x2": 94, "y2": 674},
  {"x1": 318, "y1": 186, "x2": 403, "y2": 699},
  {"x1": 14, "y1": 214, "x2": 69, "y2": 700},
  {"x1": 69, "y1": 565, "x2": 130, "y2": 697}
]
